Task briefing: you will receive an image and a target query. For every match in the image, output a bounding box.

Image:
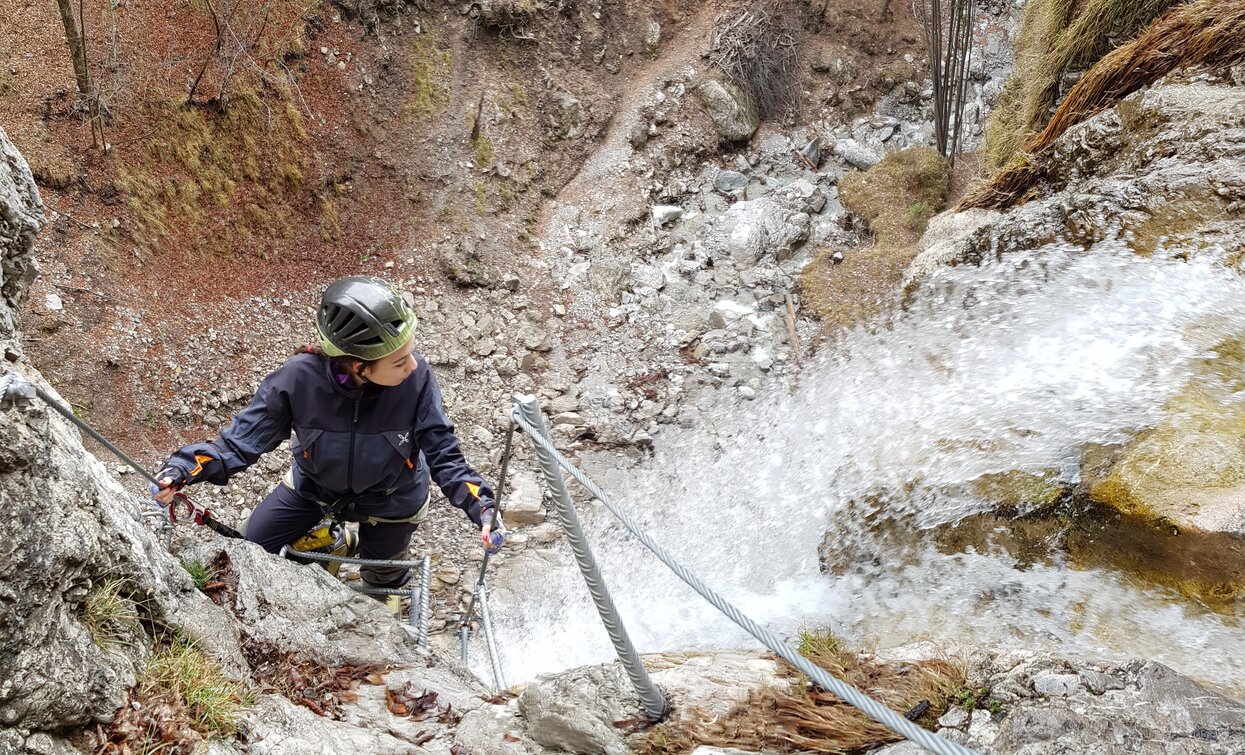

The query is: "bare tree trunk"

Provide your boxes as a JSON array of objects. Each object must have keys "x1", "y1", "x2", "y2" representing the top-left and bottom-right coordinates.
[
  {"x1": 54, "y1": 0, "x2": 92, "y2": 99},
  {"x1": 55, "y1": 0, "x2": 104, "y2": 148}
]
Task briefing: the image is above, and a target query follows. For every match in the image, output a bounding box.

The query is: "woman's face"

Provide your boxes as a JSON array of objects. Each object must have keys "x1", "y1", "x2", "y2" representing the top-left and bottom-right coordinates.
[{"x1": 359, "y1": 336, "x2": 417, "y2": 386}]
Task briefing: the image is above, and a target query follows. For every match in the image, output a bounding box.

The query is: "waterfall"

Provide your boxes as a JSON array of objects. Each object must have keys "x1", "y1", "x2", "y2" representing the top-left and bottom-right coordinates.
[{"x1": 483, "y1": 238, "x2": 1245, "y2": 695}]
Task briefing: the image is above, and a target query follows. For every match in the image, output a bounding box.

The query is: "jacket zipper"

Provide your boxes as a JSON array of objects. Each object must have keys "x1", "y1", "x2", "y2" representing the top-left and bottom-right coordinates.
[{"x1": 346, "y1": 390, "x2": 361, "y2": 491}]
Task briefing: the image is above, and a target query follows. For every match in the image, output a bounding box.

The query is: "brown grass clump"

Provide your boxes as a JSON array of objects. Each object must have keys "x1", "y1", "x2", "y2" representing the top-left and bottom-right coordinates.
[
  {"x1": 801, "y1": 147, "x2": 949, "y2": 332},
  {"x1": 983, "y1": 0, "x2": 1179, "y2": 173},
  {"x1": 963, "y1": 0, "x2": 1245, "y2": 210},
  {"x1": 638, "y1": 631, "x2": 966, "y2": 755}
]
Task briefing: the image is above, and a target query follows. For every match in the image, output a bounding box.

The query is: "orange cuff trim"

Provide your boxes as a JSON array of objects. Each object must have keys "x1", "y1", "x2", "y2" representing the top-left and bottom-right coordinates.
[
  {"x1": 189, "y1": 453, "x2": 214, "y2": 478},
  {"x1": 405, "y1": 457, "x2": 414, "y2": 469}
]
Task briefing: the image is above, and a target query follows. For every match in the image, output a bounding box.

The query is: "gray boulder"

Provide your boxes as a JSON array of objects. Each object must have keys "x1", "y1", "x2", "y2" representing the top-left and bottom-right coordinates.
[
  {"x1": 834, "y1": 138, "x2": 882, "y2": 170},
  {"x1": 695, "y1": 79, "x2": 759, "y2": 142},
  {"x1": 714, "y1": 170, "x2": 749, "y2": 193},
  {"x1": 991, "y1": 657, "x2": 1245, "y2": 754},
  {"x1": 713, "y1": 198, "x2": 811, "y2": 265}
]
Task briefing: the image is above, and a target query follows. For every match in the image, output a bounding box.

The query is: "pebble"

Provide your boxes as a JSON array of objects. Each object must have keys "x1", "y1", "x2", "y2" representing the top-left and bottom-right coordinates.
[{"x1": 651, "y1": 205, "x2": 684, "y2": 226}]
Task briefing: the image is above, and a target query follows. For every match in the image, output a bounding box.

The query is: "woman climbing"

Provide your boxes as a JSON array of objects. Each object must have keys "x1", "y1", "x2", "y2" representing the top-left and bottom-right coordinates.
[{"x1": 151, "y1": 275, "x2": 503, "y2": 589}]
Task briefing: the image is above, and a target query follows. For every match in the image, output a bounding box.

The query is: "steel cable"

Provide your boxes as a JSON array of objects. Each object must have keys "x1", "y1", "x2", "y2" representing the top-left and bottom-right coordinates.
[{"x1": 511, "y1": 407, "x2": 978, "y2": 755}]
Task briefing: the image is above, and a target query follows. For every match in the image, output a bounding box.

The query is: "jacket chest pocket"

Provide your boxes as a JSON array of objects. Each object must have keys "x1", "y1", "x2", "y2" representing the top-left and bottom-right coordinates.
[{"x1": 383, "y1": 429, "x2": 418, "y2": 473}]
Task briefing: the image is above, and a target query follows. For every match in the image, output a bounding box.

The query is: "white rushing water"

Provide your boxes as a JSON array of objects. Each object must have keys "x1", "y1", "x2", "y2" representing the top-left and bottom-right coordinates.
[{"x1": 481, "y1": 239, "x2": 1245, "y2": 695}]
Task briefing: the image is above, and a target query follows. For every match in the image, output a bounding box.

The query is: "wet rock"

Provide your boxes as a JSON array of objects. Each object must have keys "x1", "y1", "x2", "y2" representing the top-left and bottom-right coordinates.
[
  {"x1": 694, "y1": 79, "x2": 759, "y2": 142},
  {"x1": 714, "y1": 169, "x2": 748, "y2": 193},
  {"x1": 905, "y1": 208, "x2": 1003, "y2": 286}
]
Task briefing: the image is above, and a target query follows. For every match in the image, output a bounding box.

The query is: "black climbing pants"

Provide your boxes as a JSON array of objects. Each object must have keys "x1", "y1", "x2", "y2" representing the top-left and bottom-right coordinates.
[{"x1": 244, "y1": 477, "x2": 429, "y2": 588}]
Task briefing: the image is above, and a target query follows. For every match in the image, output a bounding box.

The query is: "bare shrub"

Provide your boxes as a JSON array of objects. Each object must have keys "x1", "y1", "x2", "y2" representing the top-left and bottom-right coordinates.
[{"x1": 709, "y1": 0, "x2": 805, "y2": 120}]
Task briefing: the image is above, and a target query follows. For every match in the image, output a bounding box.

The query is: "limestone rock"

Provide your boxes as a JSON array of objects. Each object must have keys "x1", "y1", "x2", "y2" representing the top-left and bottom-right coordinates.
[
  {"x1": 713, "y1": 170, "x2": 748, "y2": 193},
  {"x1": 834, "y1": 139, "x2": 882, "y2": 170},
  {"x1": 991, "y1": 659, "x2": 1245, "y2": 754},
  {"x1": 694, "y1": 79, "x2": 759, "y2": 142},
  {"x1": 518, "y1": 663, "x2": 638, "y2": 755},
  {"x1": 0, "y1": 125, "x2": 43, "y2": 341},
  {"x1": 504, "y1": 471, "x2": 546, "y2": 526},
  {"x1": 652, "y1": 205, "x2": 684, "y2": 226},
  {"x1": 714, "y1": 198, "x2": 811, "y2": 266},
  {"x1": 905, "y1": 208, "x2": 1003, "y2": 286}
]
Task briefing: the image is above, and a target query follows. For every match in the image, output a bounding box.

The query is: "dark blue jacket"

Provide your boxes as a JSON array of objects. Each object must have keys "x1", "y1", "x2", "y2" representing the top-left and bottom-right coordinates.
[{"x1": 165, "y1": 352, "x2": 493, "y2": 526}]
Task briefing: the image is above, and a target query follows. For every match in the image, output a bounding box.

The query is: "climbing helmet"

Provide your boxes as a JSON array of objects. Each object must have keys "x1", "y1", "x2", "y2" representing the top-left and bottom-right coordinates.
[{"x1": 315, "y1": 276, "x2": 418, "y2": 361}]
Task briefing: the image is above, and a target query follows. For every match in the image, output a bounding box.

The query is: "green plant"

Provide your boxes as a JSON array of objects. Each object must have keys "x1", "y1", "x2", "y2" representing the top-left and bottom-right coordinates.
[
  {"x1": 797, "y1": 627, "x2": 840, "y2": 658},
  {"x1": 906, "y1": 201, "x2": 933, "y2": 232},
  {"x1": 145, "y1": 641, "x2": 251, "y2": 736},
  {"x1": 181, "y1": 559, "x2": 212, "y2": 591},
  {"x1": 83, "y1": 578, "x2": 142, "y2": 657}
]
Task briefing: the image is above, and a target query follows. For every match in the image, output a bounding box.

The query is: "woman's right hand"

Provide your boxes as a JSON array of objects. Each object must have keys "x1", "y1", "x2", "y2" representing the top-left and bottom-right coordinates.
[{"x1": 150, "y1": 467, "x2": 186, "y2": 506}]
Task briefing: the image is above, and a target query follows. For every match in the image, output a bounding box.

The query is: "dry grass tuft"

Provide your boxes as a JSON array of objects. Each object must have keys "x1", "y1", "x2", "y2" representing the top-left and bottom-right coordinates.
[
  {"x1": 97, "y1": 639, "x2": 252, "y2": 754},
  {"x1": 638, "y1": 629, "x2": 965, "y2": 755},
  {"x1": 82, "y1": 577, "x2": 143, "y2": 660},
  {"x1": 115, "y1": 85, "x2": 307, "y2": 256},
  {"x1": 801, "y1": 147, "x2": 949, "y2": 331},
  {"x1": 983, "y1": 0, "x2": 1179, "y2": 173},
  {"x1": 965, "y1": 0, "x2": 1245, "y2": 210}
]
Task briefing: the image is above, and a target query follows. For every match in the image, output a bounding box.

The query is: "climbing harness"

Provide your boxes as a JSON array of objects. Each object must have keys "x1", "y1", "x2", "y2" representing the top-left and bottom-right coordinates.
[
  {"x1": 506, "y1": 394, "x2": 980, "y2": 755},
  {"x1": 458, "y1": 419, "x2": 516, "y2": 693}
]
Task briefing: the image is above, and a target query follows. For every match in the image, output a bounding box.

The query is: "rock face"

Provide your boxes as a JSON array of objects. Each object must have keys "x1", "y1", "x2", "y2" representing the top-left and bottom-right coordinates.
[
  {"x1": 869, "y1": 651, "x2": 1245, "y2": 755},
  {"x1": 694, "y1": 79, "x2": 759, "y2": 142},
  {"x1": 0, "y1": 125, "x2": 43, "y2": 343},
  {"x1": 909, "y1": 78, "x2": 1245, "y2": 535}
]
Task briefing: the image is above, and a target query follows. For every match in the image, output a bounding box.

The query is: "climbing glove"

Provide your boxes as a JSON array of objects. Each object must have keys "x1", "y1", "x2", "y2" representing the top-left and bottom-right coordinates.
[
  {"x1": 149, "y1": 466, "x2": 187, "y2": 499},
  {"x1": 480, "y1": 508, "x2": 507, "y2": 555}
]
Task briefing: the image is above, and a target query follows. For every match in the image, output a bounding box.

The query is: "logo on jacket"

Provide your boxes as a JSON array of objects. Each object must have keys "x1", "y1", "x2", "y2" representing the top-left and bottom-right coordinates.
[{"x1": 397, "y1": 431, "x2": 410, "y2": 446}]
